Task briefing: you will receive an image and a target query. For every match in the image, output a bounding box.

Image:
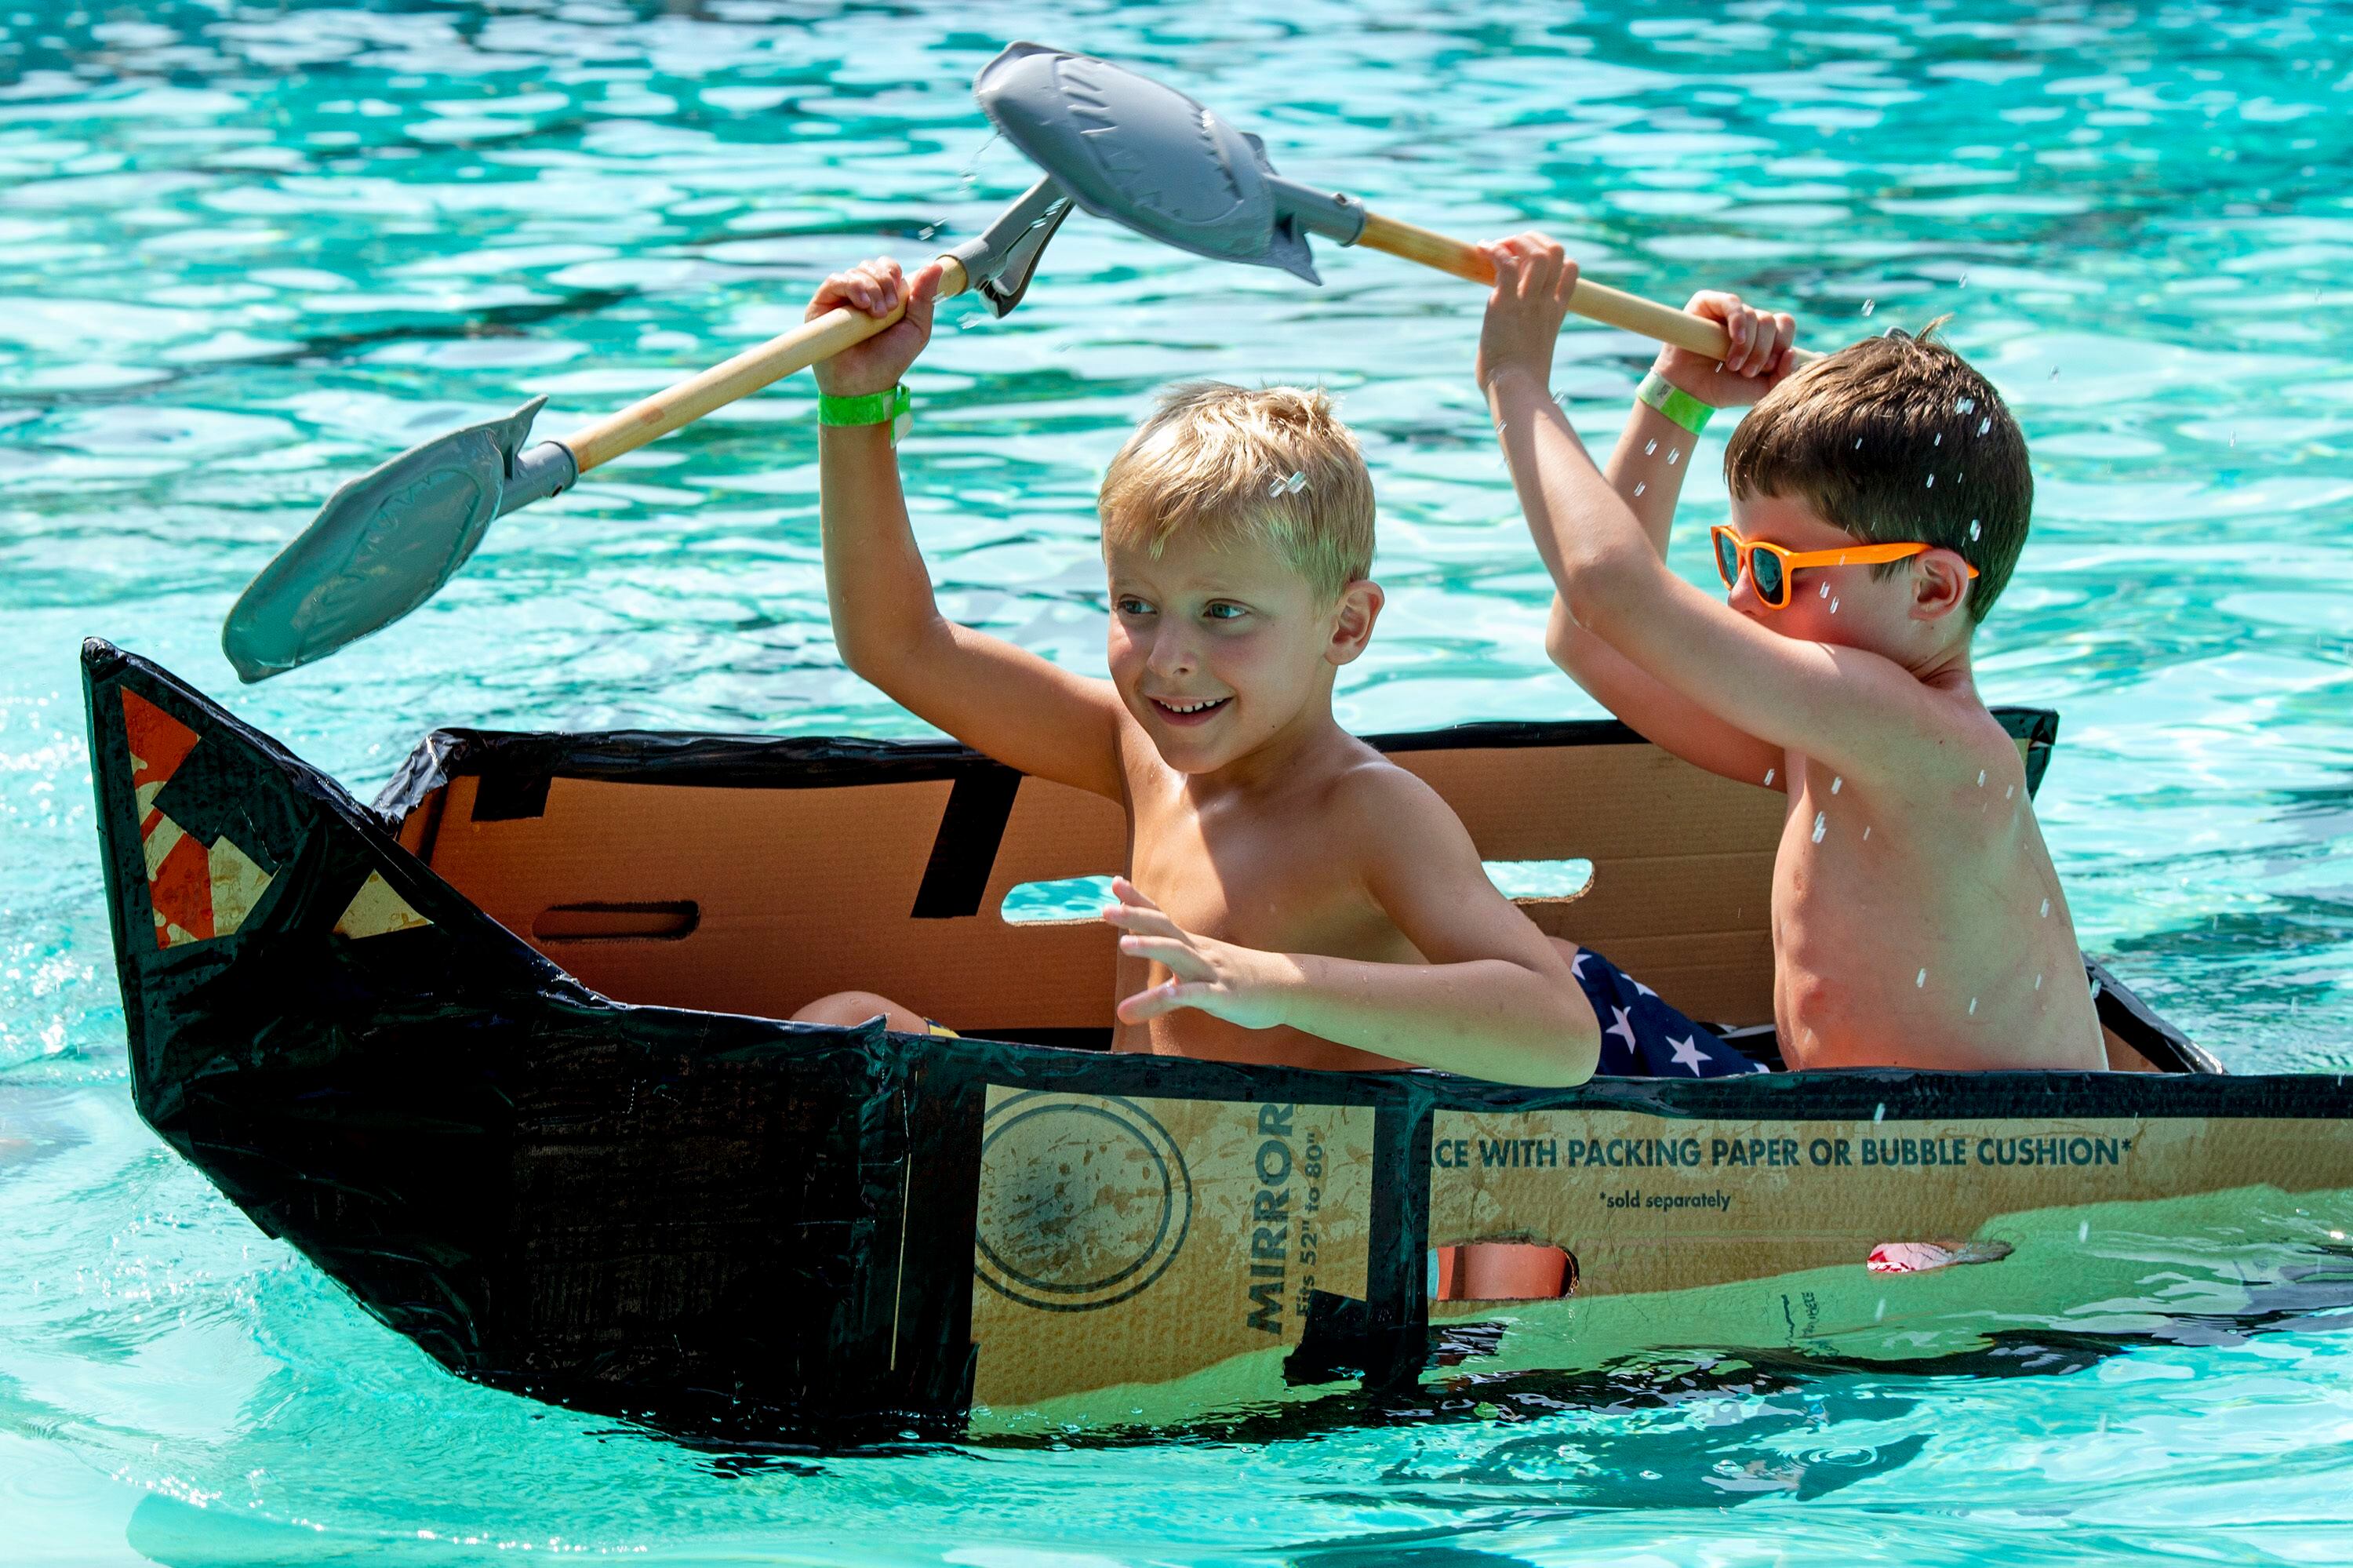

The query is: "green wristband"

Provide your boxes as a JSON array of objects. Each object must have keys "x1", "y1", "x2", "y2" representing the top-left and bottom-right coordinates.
[
  {"x1": 1635, "y1": 370, "x2": 1714, "y2": 435},
  {"x1": 818, "y1": 384, "x2": 911, "y2": 444}
]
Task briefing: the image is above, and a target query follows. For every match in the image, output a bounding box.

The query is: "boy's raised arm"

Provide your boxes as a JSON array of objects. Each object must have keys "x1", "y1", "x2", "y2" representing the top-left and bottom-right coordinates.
[
  {"x1": 1479, "y1": 237, "x2": 1975, "y2": 787},
  {"x1": 816, "y1": 258, "x2": 1128, "y2": 802},
  {"x1": 1104, "y1": 766, "x2": 1599, "y2": 1087},
  {"x1": 1545, "y1": 291, "x2": 1791, "y2": 789}
]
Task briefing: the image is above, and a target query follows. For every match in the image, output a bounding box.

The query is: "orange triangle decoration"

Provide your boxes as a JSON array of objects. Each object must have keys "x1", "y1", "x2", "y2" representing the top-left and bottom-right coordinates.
[
  {"x1": 123, "y1": 691, "x2": 215, "y2": 948},
  {"x1": 122, "y1": 689, "x2": 198, "y2": 831},
  {"x1": 119, "y1": 688, "x2": 277, "y2": 948}
]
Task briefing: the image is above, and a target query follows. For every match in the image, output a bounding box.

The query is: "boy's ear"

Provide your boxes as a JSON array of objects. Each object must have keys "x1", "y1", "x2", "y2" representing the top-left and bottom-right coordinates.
[
  {"x1": 1908, "y1": 550, "x2": 1974, "y2": 624},
  {"x1": 1326, "y1": 580, "x2": 1384, "y2": 666}
]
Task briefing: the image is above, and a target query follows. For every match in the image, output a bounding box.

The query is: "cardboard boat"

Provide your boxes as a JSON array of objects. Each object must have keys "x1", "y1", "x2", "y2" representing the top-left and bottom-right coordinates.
[{"x1": 82, "y1": 639, "x2": 2353, "y2": 1442}]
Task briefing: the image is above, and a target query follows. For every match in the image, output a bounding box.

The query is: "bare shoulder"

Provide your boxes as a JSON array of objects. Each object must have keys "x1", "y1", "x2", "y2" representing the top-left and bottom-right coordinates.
[
  {"x1": 1327, "y1": 749, "x2": 1446, "y2": 813},
  {"x1": 1321, "y1": 751, "x2": 1479, "y2": 864},
  {"x1": 1892, "y1": 680, "x2": 2034, "y2": 793}
]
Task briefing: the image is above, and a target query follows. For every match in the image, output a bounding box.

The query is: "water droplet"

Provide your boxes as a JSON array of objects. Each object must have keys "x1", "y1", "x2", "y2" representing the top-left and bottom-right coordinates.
[
  {"x1": 1286, "y1": 471, "x2": 1307, "y2": 493},
  {"x1": 2005, "y1": 784, "x2": 2015, "y2": 799},
  {"x1": 1762, "y1": 768, "x2": 1776, "y2": 788},
  {"x1": 1979, "y1": 417, "x2": 1991, "y2": 435},
  {"x1": 1875, "y1": 1298, "x2": 1887, "y2": 1321},
  {"x1": 1874, "y1": 1101, "x2": 1886, "y2": 1122},
  {"x1": 1634, "y1": 481, "x2": 1646, "y2": 497},
  {"x1": 1934, "y1": 431, "x2": 1944, "y2": 446},
  {"x1": 918, "y1": 224, "x2": 937, "y2": 241},
  {"x1": 1977, "y1": 769, "x2": 1987, "y2": 786},
  {"x1": 2078, "y1": 1219, "x2": 2089, "y2": 1242},
  {"x1": 961, "y1": 127, "x2": 1001, "y2": 178},
  {"x1": 1667, "y1": 448, "x2": 1681, "y2": 466},
  {"x1": 1820, "y1": 581, "x2": 1830, "y2": 598},
  {"x1": 1830, "y1": 598, "x2": 1839, "y2": 613},
  {"x1": 1926, "y1": 473, "x2": 1935, "y2": 489},
  {"x1": 1957, "y1": 396, "x2": 1976, "y2": 414},
  {"x1": 1862, "y1": 825, "x2": 1871, "y2": 840},
  {"x1": 2049, "y1": 366, "x2": 2060, "y2": 379},
  {"x1": 2229, "y1": 431, "x2": 2236, "y2": 448},
  {"x1": 1958, "y1": 273, "x2": 1969, "y2": 287},
  {"x1": 1915, "y1": 968, "x2": 1927, "y2": 988},
  {"x1": 2036, "y1": 973, "x2": 2045, "y2": 990},
  {"x1": 1968, "y1": 996, "x2": 1978, "y2": 1016},
  {"x1": 1831, "y1": 776, "x2": 1842, "y2": 793},
  {"x1": 2039, "y1": 897, "x2": 2049, "y2": 918},
  {"x1": 1862, "y1": 298, "x2": 1875, "y2": 315},
  {"x1": 1854, "y1": 437, "x2": 1864, "y2": 449},
  {"x1": 1645, "y1": 438, "x2": 1657, "y2": 456},
  {"x1": 1969, "y1": 518, "x2": 1981, "y2": 541},
  {"x1": 1811, "y1": 811, "x2": 1827, "y2": 843}
]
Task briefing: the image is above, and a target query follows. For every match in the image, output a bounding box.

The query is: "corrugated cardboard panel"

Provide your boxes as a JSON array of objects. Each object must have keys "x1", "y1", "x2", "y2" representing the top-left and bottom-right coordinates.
[
  {"x1": 1392, "y1": 744, "x2": 1784, "y2": 860},
  {"x1": 1394, "y1": 745, "x2": 1781, "y2": 1023},
  {"x1": 1427, "y1": 1109, "x2": 2353, "y2": 1306},
  {"x1": 981, "y1": 775, "x2": 1129, "y2": 901},
  {"x1": 968, "y1": 1090, "x2": 1373, "y2": 1407},
  {"x1": 1533, "y1": 850, "x2": 1777, "y2": 940},
  {"x1": 424, "y1": 773, "x2": 1113, "y2": 1024},
  {"x1": 409, "y1": 737, "x2": 1798, "y2": 1034}
]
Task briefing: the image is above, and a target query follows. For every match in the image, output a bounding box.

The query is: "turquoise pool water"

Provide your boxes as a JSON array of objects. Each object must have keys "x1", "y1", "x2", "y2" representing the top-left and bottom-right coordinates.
[{"x1": 5, "y1": 1, "x2": 2353, "y2": 1561}]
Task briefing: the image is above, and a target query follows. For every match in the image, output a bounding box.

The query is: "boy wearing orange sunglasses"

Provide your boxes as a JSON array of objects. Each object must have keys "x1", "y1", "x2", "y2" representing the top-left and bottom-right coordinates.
[{"x1": 1475, "y1": 233, "x2": 2104, "y2": 1072}]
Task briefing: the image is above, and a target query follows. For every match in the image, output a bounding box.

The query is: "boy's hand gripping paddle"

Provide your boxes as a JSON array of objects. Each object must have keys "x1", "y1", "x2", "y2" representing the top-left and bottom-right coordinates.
[
  {"x1": 975, "y1": 42, "x2": 1787, "y2": 362},
  {"x1": 220, "y1": 180, "x2": 1071, "y2": 682}
]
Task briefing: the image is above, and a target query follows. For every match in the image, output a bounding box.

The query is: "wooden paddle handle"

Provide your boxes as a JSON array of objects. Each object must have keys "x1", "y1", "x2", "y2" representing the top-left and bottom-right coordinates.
[
  {"x1": 1356, "y1": 211, "x2": 1796, "y2": 364},
  {"x1": 563, "y1": 256, "x2": 972, "y2": 474}
]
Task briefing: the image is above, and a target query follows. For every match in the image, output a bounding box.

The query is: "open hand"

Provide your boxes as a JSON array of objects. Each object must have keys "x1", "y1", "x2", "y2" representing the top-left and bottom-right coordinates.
[
  {"x1": 1102, "y1": 877, "x2": 1292, "y2": 1030},
  {"x1": 1653, "y1": 290, "x2": 1798, "y2": 409},
  {"x1": 1475, "y1": 232, "x2": 1579, "y2": 394},
  {"x1": 809, "y1": 256, "x2": 940, "y2": 399}
]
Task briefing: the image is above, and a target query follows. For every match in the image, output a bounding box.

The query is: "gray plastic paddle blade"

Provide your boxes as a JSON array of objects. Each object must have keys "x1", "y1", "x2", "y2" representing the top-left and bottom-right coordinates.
[
  {"x1": 975, "y1": 42, "x2": 1320, "y2": 283},
  {"x1": 221, "y1": 396, "x2": 547, "y2": 682}
]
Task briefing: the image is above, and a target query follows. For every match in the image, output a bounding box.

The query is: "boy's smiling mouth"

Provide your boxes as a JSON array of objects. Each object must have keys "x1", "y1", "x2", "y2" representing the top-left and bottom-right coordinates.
[{"x1": 1147, "y1": 694, "x2": 1232, "y2": 724}]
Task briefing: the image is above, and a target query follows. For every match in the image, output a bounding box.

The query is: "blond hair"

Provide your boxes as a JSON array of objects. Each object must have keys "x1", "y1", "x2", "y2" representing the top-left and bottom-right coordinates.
[
  {"x1": 1098, "y1": 382, "x2": 1374, "y2": 601},
  {"x1": 1724, "y1": 319, "x2": 2031, "y2": 624}
]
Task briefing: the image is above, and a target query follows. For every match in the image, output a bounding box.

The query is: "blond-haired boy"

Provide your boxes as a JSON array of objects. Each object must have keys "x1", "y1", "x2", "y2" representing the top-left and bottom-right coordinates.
[
  {"x1": 1478, "y1": 233, "x2": 2104, "y2": 1071},
  {"x1": 787, "y1": 254, "x2": 1736, "y2": 1090}
]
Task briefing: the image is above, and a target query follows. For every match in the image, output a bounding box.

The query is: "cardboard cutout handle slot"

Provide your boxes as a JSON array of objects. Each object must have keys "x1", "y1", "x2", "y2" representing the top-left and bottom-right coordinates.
[
  {"x1": 1432, "y1": 1242, "x2": 1576, "y2": 1302},
  {"x1": 1866, "y1": 1239, "x2": 2013, "y2": 1274},
  {"x1": 1484, "y1": 858, "x2": 1595, "y2": 901},
  {"x1": 532, "y1": 900, "x2": 700, "y2": 943},
  {"x1": 1000, "y1": 875, "x2": 1118, "y2": 926}
]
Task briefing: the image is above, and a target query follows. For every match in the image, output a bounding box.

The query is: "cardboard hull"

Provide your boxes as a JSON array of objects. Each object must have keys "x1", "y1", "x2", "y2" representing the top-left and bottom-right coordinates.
[{"x1": 81, "y1": 641, "x2": 2353, "y2": 1443}]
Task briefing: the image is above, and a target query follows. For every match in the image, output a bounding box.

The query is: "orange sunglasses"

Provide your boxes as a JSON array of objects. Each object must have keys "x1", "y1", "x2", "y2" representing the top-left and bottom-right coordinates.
[{"x1": 1709, "y1": 524, "x2": 1977, "y2": 609}]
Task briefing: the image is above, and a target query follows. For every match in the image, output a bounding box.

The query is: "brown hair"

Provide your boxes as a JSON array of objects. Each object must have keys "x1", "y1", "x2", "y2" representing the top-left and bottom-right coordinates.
[
  {"x1": 1723, "y1": 320, "x2": 2031, "y2": 622},
  {"x1": 1098, "y1": 382, "x2": 1374, "y2": 602}
]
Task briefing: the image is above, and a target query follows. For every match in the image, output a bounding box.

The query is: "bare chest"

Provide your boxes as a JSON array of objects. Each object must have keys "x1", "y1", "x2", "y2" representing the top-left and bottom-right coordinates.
[{"x1": 1126, "y1": 792, "x2": 1390, "y2": 957}]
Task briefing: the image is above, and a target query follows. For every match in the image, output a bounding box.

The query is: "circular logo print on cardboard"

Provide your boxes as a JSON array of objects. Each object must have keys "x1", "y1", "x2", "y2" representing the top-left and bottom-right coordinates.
[{"x1": 974, "y1": 1093, "x2": 1193, "y2": 1312}]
